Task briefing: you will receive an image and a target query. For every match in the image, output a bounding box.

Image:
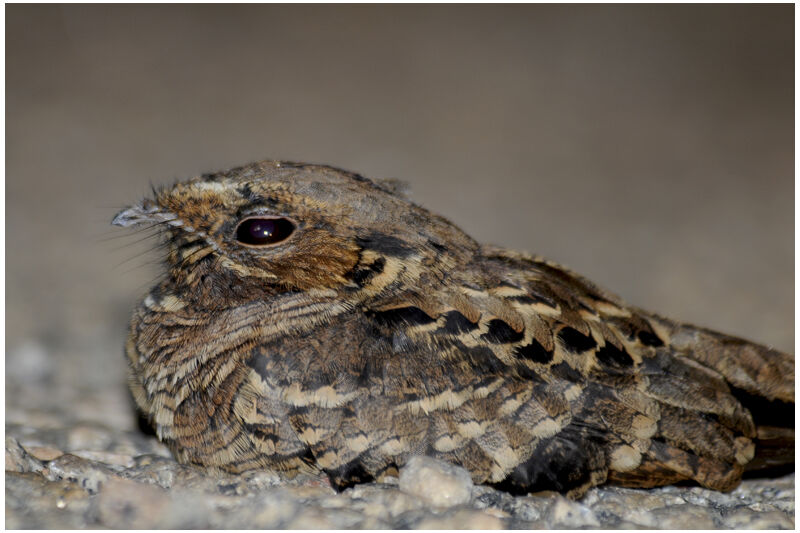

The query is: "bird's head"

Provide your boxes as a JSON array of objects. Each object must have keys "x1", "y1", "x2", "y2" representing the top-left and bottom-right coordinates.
[{"x1": 113, "y1": 160, "x2": 478, "y2": 308}]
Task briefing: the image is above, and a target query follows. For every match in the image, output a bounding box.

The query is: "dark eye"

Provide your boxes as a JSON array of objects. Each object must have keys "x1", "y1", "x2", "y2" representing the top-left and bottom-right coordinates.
[{"x1": 235, "y1": 217, "x2": 296, "y2": 246}]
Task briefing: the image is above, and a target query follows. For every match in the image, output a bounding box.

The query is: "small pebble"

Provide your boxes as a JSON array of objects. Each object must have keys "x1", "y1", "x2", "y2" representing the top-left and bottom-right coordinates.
[
  {"x1": 71, "y1": 450, "x2": 135, "y2": 468},
  {"x1": 546, "y1": 494, "x2": 600, "y2": 528},
  {"x1": 399, "y1": 456, "x2": 473, "y2": 508},
  {"x1": 24, "y1": 445, "x2": 64, "y2": 462}
]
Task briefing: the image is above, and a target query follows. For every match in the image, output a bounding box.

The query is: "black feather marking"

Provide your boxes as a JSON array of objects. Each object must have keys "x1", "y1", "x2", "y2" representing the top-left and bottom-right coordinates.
[
  {"x1": 244, "y1": 423, "x2": 281, "y2": 443},
  {"x1": 440, "y1": 310, "x2": 479, "y2": 334},
  {"x1": 326, "y1": 459, "x2": 375, "y2": 491},
  {"x1": 464, "y1": 344, "x2": 511, "y2": 374},
  {"x1": 514, "y1": 339, "x2": 554, "y2": 364},
  {"x1": 510, "y1": 295, "x2": 543, "y2": 305},
  {"x1": 300, "y1": 448, "x2": 316, "y2": 466},
  {"x1": 368, "y1": 306, "x2": 435, "y2": 327},
  {"x1": 493, "y1": 425, "x2": 605, "y2": 494},
  {"x1": 595, "y1": 342, "x2": 634, "y2": 367},
  {"x1": 356, "y1": 232, "x2": 415, "y2": 258},
  {"x1": 252, "y1": 444, "x2": 318, "y2": 462},
  {"x1": 514, "y1": 363, "x2": 545, "y2": 381},
  {"x1": 247, "y1": 351, "x2": 270, "y2": 381},
  {"x1": 550, "y1": 361, "x2": 583, "y2": 382},
  {"x1": 637, "y1": 329, "x2": 664, "y2": 347},
  {"x1": 481, "y1": 319, "x2": 525, "y2": 344},
  {"x1": 349, "y1": 257, "x2": 386, "y2": 286},
  {"x1": 401, "y1": 391, "x2": 421, "y2": 402},
  {"x1": 558, "y1": 327, "x2": 597, "y2": 353},
  {"x1": 533, "y1": 261, "x2": 615, "y2": 303},
  {"x1": 237, "y1": 183, "x2": 258, "y2": 201},
  {"x1": 428, "y1": 239, "x2": 448, "y2": 253},
  {"x1": 510, "y1": 289, "x2": 559, "y2": 308},
  {"x1": 289, "y1": 405, "x2": 310, "y2": 417}
]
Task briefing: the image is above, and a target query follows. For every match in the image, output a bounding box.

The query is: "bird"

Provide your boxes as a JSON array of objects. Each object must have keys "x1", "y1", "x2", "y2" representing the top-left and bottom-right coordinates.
[{"x1": 112, "y1": 160, "x2": 794, "y2": 499}]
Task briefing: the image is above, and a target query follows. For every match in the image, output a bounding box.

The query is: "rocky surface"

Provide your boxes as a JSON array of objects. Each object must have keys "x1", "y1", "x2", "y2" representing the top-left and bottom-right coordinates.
[{"x1": 6, "y1": 411, "x2": 795, "y2": 529}]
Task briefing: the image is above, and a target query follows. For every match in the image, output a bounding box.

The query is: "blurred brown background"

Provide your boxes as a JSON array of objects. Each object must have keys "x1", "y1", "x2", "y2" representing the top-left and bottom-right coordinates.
[{"x1": 6, "y1": 5, "x2": 793, "y2": 426}]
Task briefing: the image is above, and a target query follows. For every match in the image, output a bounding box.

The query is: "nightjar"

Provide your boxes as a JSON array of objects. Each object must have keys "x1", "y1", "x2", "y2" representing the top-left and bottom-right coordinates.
[{"x1": 113, "y1": 160, "x2": 794, "y2": 498}]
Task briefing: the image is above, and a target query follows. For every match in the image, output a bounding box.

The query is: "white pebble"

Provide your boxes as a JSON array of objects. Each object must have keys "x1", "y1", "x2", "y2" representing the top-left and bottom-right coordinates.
[
  {"x1": 546, "y1": 495, "x2": 600, "y2": 528},
  {"x1": 398, "y1": 456, "x2": 473, "y2": 508}
]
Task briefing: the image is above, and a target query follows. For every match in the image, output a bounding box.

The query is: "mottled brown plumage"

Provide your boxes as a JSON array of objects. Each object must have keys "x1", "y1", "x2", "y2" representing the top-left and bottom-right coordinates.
[{"x1": 113, "y1": 160, "x2": 794, "y2": 498}]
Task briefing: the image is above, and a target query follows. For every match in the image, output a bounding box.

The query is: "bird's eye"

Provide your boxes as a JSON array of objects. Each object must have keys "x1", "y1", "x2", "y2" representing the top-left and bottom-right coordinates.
[{"x1": 235, "y1": 217, "x2": 296, "y2": 246}]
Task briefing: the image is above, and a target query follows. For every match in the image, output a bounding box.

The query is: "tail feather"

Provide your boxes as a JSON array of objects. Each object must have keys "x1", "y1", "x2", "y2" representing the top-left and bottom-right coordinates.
[
  {"x1": 593, "y1": 315, "x2": 794, "y2": 492},
  {"x1": 654, "y1": 317, "x2": 794, "y2": 476},
  {"x1": 658, "y1": 318, "x2": 794, "y2": 402}
]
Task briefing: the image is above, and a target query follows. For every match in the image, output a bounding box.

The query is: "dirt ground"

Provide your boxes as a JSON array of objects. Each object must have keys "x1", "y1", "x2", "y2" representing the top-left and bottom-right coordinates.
[{"x1": 6, "y1": 5, "x2": 793, "y2": 407}]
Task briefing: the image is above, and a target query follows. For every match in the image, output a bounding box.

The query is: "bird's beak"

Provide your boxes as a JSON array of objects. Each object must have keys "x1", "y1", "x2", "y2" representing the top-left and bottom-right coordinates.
[{"x1": 112, "y1": 202, "x2": 175, "y2": 227}]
